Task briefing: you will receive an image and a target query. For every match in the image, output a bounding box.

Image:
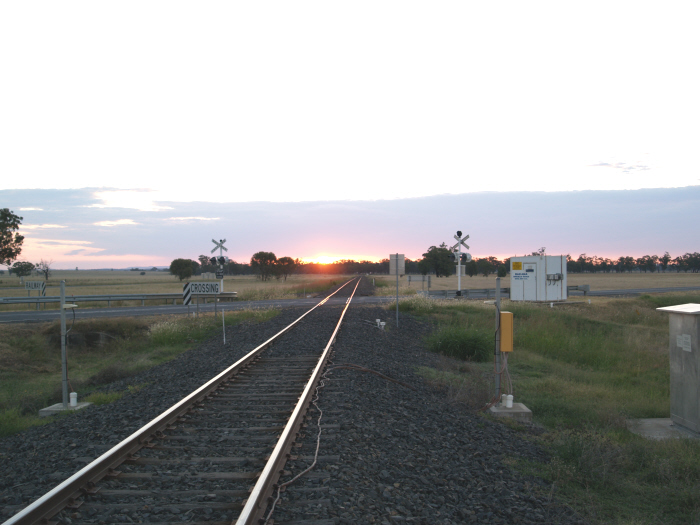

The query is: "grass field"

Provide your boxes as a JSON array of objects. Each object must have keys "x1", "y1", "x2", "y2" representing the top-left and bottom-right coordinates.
[
  {"x1": 0, "y1": 271, "x2": 349, "y2": 310},
  {"x1": 380, "y1": 271, "x2": 700, "y2": 292},
  {"x1": 393, "y1": 291, "x2": 700, "y2": 524},
  {"x1": 0, "y1": 308, "x2": 278, "y2": 437}
]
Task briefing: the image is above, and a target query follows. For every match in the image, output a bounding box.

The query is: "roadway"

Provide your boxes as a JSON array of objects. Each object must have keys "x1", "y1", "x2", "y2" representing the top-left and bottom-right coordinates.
[{"x1": 1, "y1": 286, "x2": 699, "y2": 324}]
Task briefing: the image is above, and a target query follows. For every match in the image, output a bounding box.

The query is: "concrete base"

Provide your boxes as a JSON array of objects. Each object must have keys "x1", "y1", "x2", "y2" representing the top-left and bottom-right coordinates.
[
  {"x1": 39, "y1": 402, "x2": 92, "y2": 418},
  {"x1": 488, "y1": 402, "x2": 532, "y2": 422},
  {"x1": 626, "y1": 418, "x2": 700, "y2": 440}
]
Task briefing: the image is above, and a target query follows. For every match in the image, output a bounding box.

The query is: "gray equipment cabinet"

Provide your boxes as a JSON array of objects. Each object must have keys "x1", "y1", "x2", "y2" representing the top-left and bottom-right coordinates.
[{"x1": 657, "y1": 303, "x2": 700, "y2": 433}]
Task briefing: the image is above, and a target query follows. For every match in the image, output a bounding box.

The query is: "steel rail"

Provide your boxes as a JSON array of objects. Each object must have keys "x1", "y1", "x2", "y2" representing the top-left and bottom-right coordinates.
[
  {"x1": 236, "y1": 279, "x2": 361, "y2": 525},
  {"x1": 1, "y1": 279, "x2": 357, "y2": 525}
]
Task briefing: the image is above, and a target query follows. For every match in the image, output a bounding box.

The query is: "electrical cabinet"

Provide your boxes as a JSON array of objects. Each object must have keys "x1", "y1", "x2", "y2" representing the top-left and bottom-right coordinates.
[
  {"x1": 510, "y1": 255, "x2": 567, "y2": 302},
  {"x1": 500, "y1": 311, "x2": 513, "y2": 352},
  {"x1": 657, "y1": 304, "x2": 700, "y2": 433}
]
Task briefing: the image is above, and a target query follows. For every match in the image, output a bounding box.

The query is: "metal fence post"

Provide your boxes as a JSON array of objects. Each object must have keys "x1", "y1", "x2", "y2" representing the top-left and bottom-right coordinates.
[
  {"x1": 495, "y1": 277, "x2": 501, "y2": 401},
  {"x1": 395, "y1": 253, "x2": 399, "y2": 328},
  {"x1": 60, "y1": 281, "x2": 68, "y2": 408}
]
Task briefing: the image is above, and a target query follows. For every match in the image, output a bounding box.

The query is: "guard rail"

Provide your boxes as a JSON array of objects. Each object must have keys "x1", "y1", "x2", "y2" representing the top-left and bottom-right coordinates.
[
  {"x1": 419, "y1": 288, "x2": 511, "y2": 299},
  {"x1": 0, "y1": 292, "x2": 238, "y2": 309},
  {"x1": 567, "y1": 284, "x2": 590, "y2": 295}
]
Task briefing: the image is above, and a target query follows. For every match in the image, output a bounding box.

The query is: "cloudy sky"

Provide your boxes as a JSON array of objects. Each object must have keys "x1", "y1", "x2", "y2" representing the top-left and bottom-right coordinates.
[{"x1": 2, "y1": 2, "x2": 698, "y2": 268}]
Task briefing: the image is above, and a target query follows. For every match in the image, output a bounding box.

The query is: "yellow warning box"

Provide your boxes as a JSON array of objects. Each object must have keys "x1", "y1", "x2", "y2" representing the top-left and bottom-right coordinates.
[
  {"x1": 512, "y1": 262, "x2": 522, "y2": 271},
  {"x1": 500, "y1": 311, "x2": 513, "y2": 352}
]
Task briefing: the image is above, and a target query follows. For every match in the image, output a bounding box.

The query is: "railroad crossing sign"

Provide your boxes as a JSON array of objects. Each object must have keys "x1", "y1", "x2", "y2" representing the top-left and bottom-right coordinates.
[
  {"x1": 25, "y1": 281, "x2": 46, "y2": 295},
  {"x1": 451, "y1": 231, "x2": 472, "y2": 262},
  {"x1": 389, "y1": 253, "x2": 405, "y2": 275},
  {"x1": 211, "y1": 238, "x2": 228, "y2": 255},
  {"x1": 211, "y1": 239, "x2": 228, "y2": 291},
  {"x1": 183, "y1": 282, "x2": 220, "y2": 306},
  {"x1": 451, "y1": 230, "x2": 471, "y2": 296},
  {"x1": 451, "y1": 232, "x2": 470, "y2": 253}
]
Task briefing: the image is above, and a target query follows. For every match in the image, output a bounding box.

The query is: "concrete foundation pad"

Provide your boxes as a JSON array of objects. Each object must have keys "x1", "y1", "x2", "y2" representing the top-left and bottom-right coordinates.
[
  {"x1": 488, "y1": 402, "x2": 532, "y2": 422},
  {"x1": 39, "y1": 402, "x2": 92, "y2": 418},
  {"x1": 627, "y1": 418, "x2": 700, "y2": 440}
]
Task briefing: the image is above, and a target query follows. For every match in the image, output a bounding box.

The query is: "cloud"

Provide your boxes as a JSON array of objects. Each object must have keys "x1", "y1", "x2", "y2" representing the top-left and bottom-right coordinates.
[
  {"x1": 65, "y1": 249, "x2": 88, "y2": 256},
  {"x1": 19, "y1": 207, "x2": 43, "y2": 211},
  {"x1": 94, "y1": 219, "x2": 139, "y2": 227},
  {"x1": 589, "y1": 161, "x2": 650, "y2": 173},
  {"x1": 19, "y1": 224, "x2": 66, "y2": 230},
  {"x1": 166, "y1": 217, "x2": 220, "y2": 221},
  {"x1": 88, "y1": 190, "x2": 173, "y2": 212}
]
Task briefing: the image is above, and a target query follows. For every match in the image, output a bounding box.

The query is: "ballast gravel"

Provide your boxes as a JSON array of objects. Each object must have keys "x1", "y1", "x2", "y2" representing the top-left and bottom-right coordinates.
[{"x1": 0, "y1": 281, "x2": 584, "y2": 525}]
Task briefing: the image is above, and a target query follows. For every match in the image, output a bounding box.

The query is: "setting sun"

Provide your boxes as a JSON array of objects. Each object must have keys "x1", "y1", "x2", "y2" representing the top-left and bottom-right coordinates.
[{"x1": 300, "y1": 255, "x2": 382, "y2": 265}]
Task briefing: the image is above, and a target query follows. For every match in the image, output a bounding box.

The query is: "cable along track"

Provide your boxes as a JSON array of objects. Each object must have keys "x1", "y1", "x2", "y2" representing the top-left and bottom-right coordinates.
[{"x1": 4, "y1": 278, "x2": 362, "y2": 525}]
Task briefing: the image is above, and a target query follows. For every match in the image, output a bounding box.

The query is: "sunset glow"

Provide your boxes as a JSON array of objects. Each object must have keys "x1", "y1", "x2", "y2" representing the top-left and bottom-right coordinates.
[{"x1": 300, "y1": 255, "x2": 383, "y2": 265}]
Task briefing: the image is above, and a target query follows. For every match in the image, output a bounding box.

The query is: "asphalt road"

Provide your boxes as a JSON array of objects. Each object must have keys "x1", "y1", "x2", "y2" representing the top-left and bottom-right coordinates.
[{"x1": 1, "y1": 286, "x2": 699, "y2": 324}]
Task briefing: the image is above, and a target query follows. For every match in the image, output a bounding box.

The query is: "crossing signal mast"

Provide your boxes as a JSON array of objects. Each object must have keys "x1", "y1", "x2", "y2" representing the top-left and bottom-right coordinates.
[
  {"x1": 450, "y1": 230, "x2": 472, "y2": 296},
  {"x1": 211, "y1": 239, "x2": 228, "y2": 291}
]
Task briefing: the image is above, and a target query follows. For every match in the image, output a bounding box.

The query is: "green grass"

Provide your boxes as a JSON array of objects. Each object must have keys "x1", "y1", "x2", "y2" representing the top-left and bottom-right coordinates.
[
  {"x1": 0, "y1": 308, "x2": 279, "y2": 437},
  {"x1": 83, "y1": 391, "x2": 124, "y2": 405},
  {"x1": 393, "y1": 292, "x2": 700, "y2": 524},
  {"x1": 425, "y1": 325, "x2": 492, "y2": 362}
]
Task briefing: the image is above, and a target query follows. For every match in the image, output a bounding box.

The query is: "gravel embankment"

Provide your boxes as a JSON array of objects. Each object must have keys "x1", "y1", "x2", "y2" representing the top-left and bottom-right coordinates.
[
  {"x1": 268, "y1": 304, "x2": 583, "y2": 525},
  {"x1": 1, "y1": 279, "x2": 584, "y2": 524}
]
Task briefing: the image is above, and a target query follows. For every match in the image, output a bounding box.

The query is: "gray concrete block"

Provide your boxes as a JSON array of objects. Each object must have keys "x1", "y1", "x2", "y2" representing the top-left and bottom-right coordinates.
[
  {"x1": 39, "y1": 402, "x2": 92, "y2": 418},
  {"x1": 488, "y1": 402, "x2": 532, "y2": 422},
  {"x1": 626, "y1": 418, "x2": 700, "y2": 440}
]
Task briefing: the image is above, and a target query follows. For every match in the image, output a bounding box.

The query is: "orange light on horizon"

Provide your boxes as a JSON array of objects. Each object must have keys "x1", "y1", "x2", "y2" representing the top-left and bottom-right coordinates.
[{"x1": 300, "y1": 254, "x2": 383, "y2": 264}]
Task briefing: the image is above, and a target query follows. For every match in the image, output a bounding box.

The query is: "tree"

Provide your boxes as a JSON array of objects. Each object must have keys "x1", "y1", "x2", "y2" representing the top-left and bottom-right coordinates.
[
  {"x1": 465, "y1": 259, "x2": 478, "y2": 277},
  {"x1": 497, "y1": 265, "x2": 507, "y2": 277},
  {"x1": 35, "y1": 258, "x2": 53, "y2": 281},
  {"x1": 422, "y1": 244, "x2": 453, "y2": 277},
  {"x1": 660, "y1": 252, "x2": 671, "y2": 272},
  {"x1": 11, "y1": 261, "x2": 34, "y2": 278},
  {"x1": 476, "y1": 258, "x2": 492, "y2": 277},
  {"x1": 1, "y1": 208, "x2": 24, "y2": 268},
  {"x1": 170, "y1": 258, "x2": 196, "y2": 281},
  {"x1": 276, "y1": 256, "x2": 297, "y2": 281},
  {"x1": 197, "y1": 254, "x2": 215, "y2": 274},
  {"x1": 250, "y1": 251, "x2": 277, "y2": 281},
  {"x1": 417, "y1": 258, "x2": 430, "y2": 275}
]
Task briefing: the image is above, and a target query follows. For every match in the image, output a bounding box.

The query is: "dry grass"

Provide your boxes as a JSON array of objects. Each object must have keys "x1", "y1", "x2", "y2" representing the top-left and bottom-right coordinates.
[
  {"x1": 417, "y1": 356, "x2": 491, "y2": 411},
  {"x1": 567, "y1": 272, "x2": 700, "y2": 290},
  {"x1": 378, "y1": 271, "x2": 700, "y2": 293},
  {"x1": 0, "y1": 272, "x2": 352, "y2": 310}
]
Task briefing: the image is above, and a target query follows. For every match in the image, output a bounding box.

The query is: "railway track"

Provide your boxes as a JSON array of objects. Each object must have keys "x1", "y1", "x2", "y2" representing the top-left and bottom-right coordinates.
[{"x1": 4, "y1": 278, "x2": 362, "y2": 525}]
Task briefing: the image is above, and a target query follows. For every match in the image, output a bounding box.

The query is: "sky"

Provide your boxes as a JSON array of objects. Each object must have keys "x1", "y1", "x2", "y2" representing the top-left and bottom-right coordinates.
[{"x1": 1, "y1": 2, "x2": 699, "y2": 268}]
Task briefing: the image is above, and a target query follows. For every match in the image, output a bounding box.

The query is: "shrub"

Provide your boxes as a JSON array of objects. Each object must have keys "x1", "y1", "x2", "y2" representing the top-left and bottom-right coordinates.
[{"x1": 426, "y1": 325, "x2": 493, "y2": 362}]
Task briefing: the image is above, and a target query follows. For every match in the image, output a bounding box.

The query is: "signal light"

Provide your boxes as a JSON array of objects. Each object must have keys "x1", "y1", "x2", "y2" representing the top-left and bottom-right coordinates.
[
  {"x1": 218, "y1": 257, "x2": 226, "y2": 265},
  {"x1": 210, "y1": 257, "x2": 217, "y2": 266}
]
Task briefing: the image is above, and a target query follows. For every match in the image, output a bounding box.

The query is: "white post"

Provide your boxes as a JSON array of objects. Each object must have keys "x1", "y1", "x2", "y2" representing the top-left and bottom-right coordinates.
[
  {"x1": 457, "y1": 240, "x2": 462, "y2": 296},
  {"x1": 222, "y1": 310, "x2": 226, "y2": 344},
  {"x1": 60, "y1": 280, "x2": 68, "y2": 408}
]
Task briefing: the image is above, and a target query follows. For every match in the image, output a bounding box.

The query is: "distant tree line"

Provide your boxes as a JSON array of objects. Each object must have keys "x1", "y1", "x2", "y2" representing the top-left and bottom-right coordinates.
[
  {"x1": 168, "y1": 246, "x2": 699, "y2": 281},
  {"x1": 565, "y1": 252, "x2": 700, "y2": 273}
]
